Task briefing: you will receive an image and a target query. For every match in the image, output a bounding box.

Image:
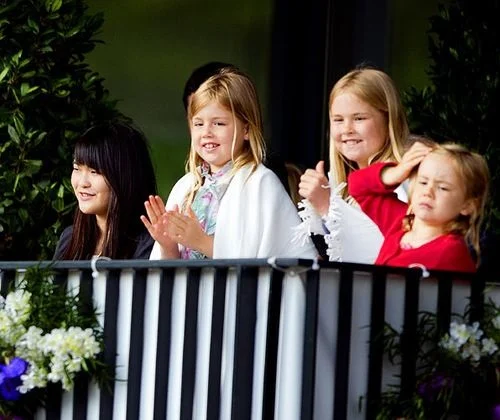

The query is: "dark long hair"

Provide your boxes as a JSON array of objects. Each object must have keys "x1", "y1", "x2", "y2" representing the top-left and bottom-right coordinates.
[{"x1": 62, "y1": 121, "x2": 157, "y2": 259}]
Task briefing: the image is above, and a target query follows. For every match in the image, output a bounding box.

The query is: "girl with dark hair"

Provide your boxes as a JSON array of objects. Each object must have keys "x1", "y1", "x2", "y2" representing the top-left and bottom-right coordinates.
[{"x1": 54, "y1": 121, "x2": 158, "y2": 260}]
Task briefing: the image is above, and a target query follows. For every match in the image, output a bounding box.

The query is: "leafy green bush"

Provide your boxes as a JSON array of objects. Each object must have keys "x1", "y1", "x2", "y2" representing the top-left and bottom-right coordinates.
[
  {"x1": 403, "y1": 0, "x2": 500, "y2": 233},
  {"x1": 0, "y1": 0, "x2": 122, "y2": 260}
]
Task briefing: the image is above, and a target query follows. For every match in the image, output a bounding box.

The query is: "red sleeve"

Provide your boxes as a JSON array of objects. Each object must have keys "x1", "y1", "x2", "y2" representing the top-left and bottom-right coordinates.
[{"x1": 347, "y1": 162, "x2": 408, "y2": 236}]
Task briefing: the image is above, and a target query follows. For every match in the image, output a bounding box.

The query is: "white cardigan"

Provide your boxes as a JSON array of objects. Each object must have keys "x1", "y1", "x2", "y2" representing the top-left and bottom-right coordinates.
[{"x1": 150, "y1": 163, "x2": 317, "y2": 259}]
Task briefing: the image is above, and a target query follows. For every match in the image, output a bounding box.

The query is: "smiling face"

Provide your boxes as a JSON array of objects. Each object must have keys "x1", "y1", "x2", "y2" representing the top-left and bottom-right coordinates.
[
  {"x1": 330, "y1": 92, "x2": 388, "y2": 168},
  {"x1": 71, "y1": 163, "x2": 111, "y2": 227},
  {"x1": 190, "y1": 100, "x2": 248, "y2": 173},
  {"x1": 411, "y1": 152, "x2": 471, "y2": 228}
]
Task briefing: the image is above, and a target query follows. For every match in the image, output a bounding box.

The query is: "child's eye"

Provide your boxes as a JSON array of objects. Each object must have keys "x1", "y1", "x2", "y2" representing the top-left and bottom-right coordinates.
[
  {"x1": 193, "y1": 122, "x2": 203, "y2": 127},
  {"x1": 214, "y1": 121, "x2": 226, "y2": 126},
  {"x1": 418, "y1": 180, "x2": 427, "y2": 185},
  {"x1": 354, "y1": 116, "x2": 366, "y2": 121},
  {"x1": 332, "y1": 118, "x2": 343, "y2": 123}
]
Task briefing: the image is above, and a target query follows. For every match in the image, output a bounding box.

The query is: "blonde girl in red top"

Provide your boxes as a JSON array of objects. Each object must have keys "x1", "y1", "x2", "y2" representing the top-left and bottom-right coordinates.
[{"x1": 348, "y1": 140, "x2": 490, "y2": 272}]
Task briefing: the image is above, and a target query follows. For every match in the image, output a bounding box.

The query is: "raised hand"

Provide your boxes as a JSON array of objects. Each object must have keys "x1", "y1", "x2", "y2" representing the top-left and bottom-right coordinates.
[
  {"x1": 381, "y1": 141, "x2": 434, "y2": 186},
  {"x1": 298, "y1": 160, "x2": 330, "y2": 216},
  {"x1": 140, "y1": 195, "x2": 179, "y2": 258}
]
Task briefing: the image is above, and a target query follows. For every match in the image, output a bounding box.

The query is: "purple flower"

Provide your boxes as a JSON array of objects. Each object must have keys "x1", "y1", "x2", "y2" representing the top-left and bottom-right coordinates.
[
  {"x1": 492, "y1": 404, "x2": 500, "y2": 420},
  {"x1": 0, "y1": 357, "x2": 28, "y2": 401},
  {"x1": 417, "y1": 373, "x2": 452, "y2": 401}
]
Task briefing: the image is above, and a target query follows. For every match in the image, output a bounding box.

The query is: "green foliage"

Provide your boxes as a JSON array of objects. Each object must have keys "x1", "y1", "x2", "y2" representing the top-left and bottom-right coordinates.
[
  {"x1": 0, "y1": 0, "x2": 122, "y2": 260},
  {"x1": 19, "y1": 265, "x2": 102, "y2": 333},
  {"x1": 403, "y1": 0, "x2": 500, "y2": 232}
]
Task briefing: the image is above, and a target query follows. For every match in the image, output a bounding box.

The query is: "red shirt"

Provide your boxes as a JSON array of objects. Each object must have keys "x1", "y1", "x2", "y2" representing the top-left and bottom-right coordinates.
[{"x1": 347, "y1": 163, "x2": 476, "y2": 273}]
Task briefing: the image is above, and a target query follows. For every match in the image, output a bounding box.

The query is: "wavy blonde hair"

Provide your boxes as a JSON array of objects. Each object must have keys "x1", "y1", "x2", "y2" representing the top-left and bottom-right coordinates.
[
  {"x1": 328, "y1": 67, "x2": 409, "y2": 198},
  {"x1": 404, "y1": 142, "x2": 490, "y2": 263},
  {"x1": 183, "y1": 68, "x2": 266, "y2": 210}
]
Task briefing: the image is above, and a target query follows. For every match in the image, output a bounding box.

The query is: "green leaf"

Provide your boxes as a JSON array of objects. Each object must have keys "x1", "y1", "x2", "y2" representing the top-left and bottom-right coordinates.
[
  {"x1": 21, "y1": 70, "x2": 36, "y2": 79},
  {"x1": 7, "y1": 125, "x2": 20, "y2": 144},
  {"x1": 0, "y1": 66, "x2": 9, "y2": 82},
  {"x1": 25, "y1": 160, "x2": 43, "y2": 176},
  {"x1": 20, "y1": 83, "x2": 39, "y2": 97},
  {"x1": 45, "y1": 0, "x2": 62, "y2": 13}
]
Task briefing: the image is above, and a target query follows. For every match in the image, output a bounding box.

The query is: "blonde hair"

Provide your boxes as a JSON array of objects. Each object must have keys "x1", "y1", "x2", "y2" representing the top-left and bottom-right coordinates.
[
  {"x1": 404, "y1": 141, "x2": 490, "y2": 263},
  {"x1": 184, "y1": 68, "x2": 266, "y2": 209},
  {"x1": 328, "y1": 67, "x2": 409, "y2": 198}
]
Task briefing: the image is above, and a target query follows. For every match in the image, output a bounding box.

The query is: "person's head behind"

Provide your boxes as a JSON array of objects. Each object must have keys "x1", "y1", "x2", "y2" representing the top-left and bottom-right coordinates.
[
  {"x1": 66, "y1": 120, "x2": 158, "y2": 259},
  {"x1": 186, "y1": 68, "x2": 265, "y2": 177},
  {"x1": 329, "y1": 66, "x2": 409, "y2": 191},
  {"x1": 406, "y1": 141, "x2": 490, "y2": 262},
  {"x1": 182, "y1": 61, "x2": 238, "y2": 112},
  {"x1": 285, "y1": 162, "x2": 304, "y2": 205}
]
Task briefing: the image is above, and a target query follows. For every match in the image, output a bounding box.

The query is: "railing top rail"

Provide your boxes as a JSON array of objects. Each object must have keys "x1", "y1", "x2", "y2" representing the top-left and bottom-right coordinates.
[{"x1": 0, "y1": 258, "x2": 477, "y2": 281}]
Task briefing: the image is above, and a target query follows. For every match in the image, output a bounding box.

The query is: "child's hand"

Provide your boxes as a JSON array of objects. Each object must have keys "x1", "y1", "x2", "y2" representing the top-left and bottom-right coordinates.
[
  {"x1": 141, "y1": 195, "x2": 179, "y2": 258},
  {"x1": 381, "y1": 141, "x2": 433, "y2": 186},
  {"x1": 166, "y1": 207, "x2": 214, "y2": 258},
  {"x1": 298, "y1": 160, "x2": 330, "y2": 216}
]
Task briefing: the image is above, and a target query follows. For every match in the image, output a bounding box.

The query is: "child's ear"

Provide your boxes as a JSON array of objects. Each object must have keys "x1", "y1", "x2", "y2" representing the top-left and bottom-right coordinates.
[
  {"x1": 460, "y1": 199, "x2": 475, "y2": 216},
  {"x1": 243, "y1": 125, "x2": 249, "y2": 141}
]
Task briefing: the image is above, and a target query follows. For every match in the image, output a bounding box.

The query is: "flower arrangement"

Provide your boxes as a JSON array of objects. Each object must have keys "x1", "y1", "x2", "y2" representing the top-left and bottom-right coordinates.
[
  {"x1": 376, "y1": 297, "x2": 500, "y2": 420},
  {"x1": 0, "y1": 266, "x2": 108, "y2": 418}
]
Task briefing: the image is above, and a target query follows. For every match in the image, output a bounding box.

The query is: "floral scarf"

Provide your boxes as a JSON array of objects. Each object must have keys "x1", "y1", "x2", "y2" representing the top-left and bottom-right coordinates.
[{"x1": 181, "y1": 161, "x2": 233, "y2": 259}]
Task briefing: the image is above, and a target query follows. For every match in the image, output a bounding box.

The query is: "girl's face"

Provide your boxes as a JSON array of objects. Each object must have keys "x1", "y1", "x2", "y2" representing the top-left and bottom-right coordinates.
[
  {"x1": 190, "y1": 100, "x2": 248, "y2": 173},
  {"x1": 411, "y1": 152, "x2": 472, "y2": 228},
  {"x1": 71, "y1": 163, "x2": 111, "y2": 222},
  {"x1": 330, "y1": 92, "x2": 388, "y2": 168}
]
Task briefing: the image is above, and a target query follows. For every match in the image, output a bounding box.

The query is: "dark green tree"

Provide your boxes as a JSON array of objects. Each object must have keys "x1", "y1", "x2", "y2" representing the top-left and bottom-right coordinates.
[
  {"x1": 0, "y1": 0, "x2": 122, "y2": 259},
  {"x1": 403, "y1": 0, "x2": 500, "y2": 237}
]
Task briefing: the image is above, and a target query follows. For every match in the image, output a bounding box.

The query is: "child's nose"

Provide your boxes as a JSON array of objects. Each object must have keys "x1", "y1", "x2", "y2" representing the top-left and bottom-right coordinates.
[
  {"x1": 423, "y1": 184, "x2": 435, "y2": 197},
  {"x1": 343, "y1": 120, "x2": 354, "y2": 134},
  {"x1": 202, "y1": 124, "x2": 213, "y2": 136}
]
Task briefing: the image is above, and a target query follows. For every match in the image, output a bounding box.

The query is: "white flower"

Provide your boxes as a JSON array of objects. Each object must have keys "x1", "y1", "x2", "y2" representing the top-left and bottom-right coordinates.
[
  {"x1": 462, "y1": 342, "x2": 482, "y2": 362},
  {"x1": 449, "y1": 322, "x2": 470, "y2": 346},
  {"x1": 492, "y1": 315, "x2": 500, "y2": 330},
  {"x1": 481, "y1": 337, "x2": 498, "y2": 356},
  {"x1": 5, "y1": 289, "x2": 32, "y2": 323}
]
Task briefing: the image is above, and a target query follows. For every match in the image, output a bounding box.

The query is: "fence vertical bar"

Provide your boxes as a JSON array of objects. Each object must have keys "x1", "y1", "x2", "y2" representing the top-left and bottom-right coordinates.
[
  {"x1": 99, "y1": 269, "x2": 121, "y2": 420},
  {"x1": 206, "y1": 267, "x2": 228, "y2": 420},
  {"x1": 153, "y1": 267, "x2": 175, "y2": 420},
  {"x1": 333, "y1": 267, "x2": 354, "y2": 420},
  {"x1": 73, "y1": 269, "x2": 94, "y2": 420},
  {"x1": 300, "y1": 267, "x2": 320, "y2": 420},
  {"x1": 180, "y1": 267, "x2": 201, "y2": 420},
  {"x1": 125, "y1": 268, "x2": 148, "y2": 420},
  {"x1": 366, "y1": 269, "x2": 387, "y2": 420},
  {"x1": 44, "y1": 268, "x2": 68, "y2": 420},
  {"x1": 262, "y1": 268, "x2": 284, "y2": 420},
  {"x1": 399, "y1": 269, "x2": 421, "y2": 403},
  {"x1": 231, "y1": 266, "x2": 258, "y2": 420}
]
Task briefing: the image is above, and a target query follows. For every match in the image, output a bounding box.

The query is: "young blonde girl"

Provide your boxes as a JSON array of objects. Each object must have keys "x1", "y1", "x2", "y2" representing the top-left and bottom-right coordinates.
[
  {"x1": 348, "y1": 140, "x2": 490, "y2": 272},
  {"x1": 142, "y1": 68, "x2": 316, "y2": 259},
  {"x1": 294, "y1": 66, "x2": 409, "y2": 263}
]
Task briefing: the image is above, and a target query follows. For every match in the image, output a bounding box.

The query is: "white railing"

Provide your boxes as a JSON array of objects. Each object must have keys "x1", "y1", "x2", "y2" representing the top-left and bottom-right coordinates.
[{"x1": 0, "y1": 259, "x2": 494, "y2": 420}]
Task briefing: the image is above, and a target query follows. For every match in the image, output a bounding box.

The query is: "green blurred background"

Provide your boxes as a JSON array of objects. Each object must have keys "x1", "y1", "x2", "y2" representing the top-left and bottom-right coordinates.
[{"x1": 85, "y1": 0, "x2": 445, "y2": 197}]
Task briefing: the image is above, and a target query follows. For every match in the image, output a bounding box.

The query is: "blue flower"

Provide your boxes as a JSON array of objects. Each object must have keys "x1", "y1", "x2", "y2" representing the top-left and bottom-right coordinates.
[
  {"x1": 417, "y1": 373, "x2": 452, "y2": 402},
  {"x1": 0, "y1": 357, "x2": 28, "y2": 401}
]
